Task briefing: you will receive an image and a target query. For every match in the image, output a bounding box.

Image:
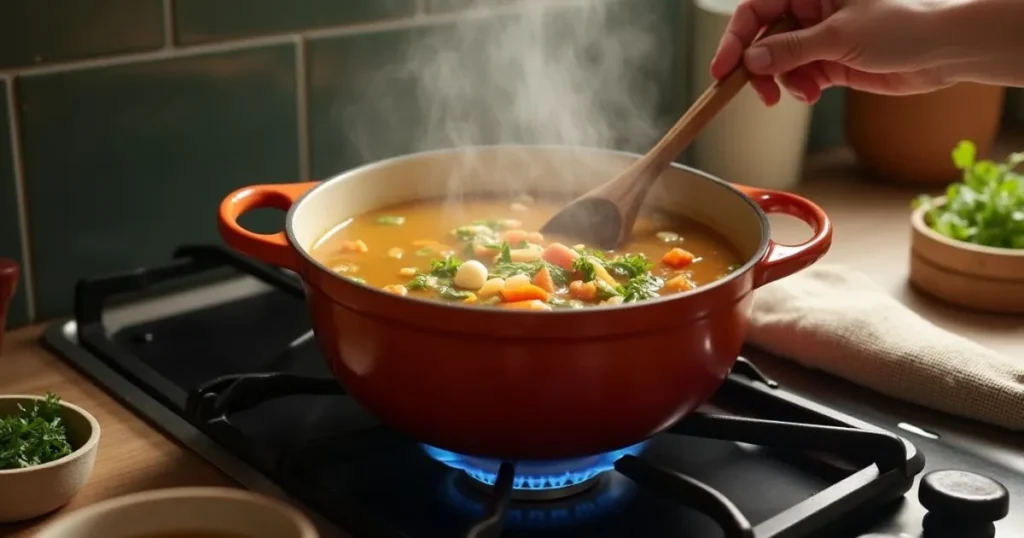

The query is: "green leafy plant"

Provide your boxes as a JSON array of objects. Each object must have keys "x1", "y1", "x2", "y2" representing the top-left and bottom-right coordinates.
[
  {"x1": 913, "y1": 140, "x2": 1024, "y2": 249},
  {"x1": 0, "y1": 392, "x2": 74, "y2": 470}
]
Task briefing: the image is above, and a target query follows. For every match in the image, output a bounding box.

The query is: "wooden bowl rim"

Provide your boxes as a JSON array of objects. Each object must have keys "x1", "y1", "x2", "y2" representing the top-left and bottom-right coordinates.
[
  {"x1": 910, "y1": 196, "x2": 1024, "y2": 258},
  {"x1": 37, "y1": 487, "x2": 319, "y2": 538},
  {"x1": 0, "y1": 395, "x2": 101, "y2": 476}
]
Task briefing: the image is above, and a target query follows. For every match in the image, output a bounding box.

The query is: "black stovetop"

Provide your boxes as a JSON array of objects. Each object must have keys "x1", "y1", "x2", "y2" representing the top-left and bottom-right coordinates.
[{"x1": 42, "y1": 246, "x2": 1022, "y2": 538}]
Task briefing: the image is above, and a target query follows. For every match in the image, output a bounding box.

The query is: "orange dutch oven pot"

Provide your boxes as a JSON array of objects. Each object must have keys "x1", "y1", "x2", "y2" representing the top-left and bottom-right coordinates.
[{"x1": 217, "y1": 146, "x2": 832, "y2": 461}]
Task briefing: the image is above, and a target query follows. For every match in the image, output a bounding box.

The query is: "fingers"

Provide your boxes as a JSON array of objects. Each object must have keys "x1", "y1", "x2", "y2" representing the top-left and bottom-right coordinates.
[
  {"x1": 749, "y1": 75, "x2": 782, "y2": 106},
  {"x1": 743, "y1": 23, "x2": 838, "y2": 76},
  {"x1": 779, "y1": 63, "x2": 827, "y2": 103},
  {"x1": 710, "y1": 0, "x2": 795, "y2": 80}
]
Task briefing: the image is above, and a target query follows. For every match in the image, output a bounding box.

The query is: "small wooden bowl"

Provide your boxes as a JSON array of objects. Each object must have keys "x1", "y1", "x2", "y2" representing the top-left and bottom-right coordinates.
[
  {"x1": 0, "y1": 395, "x2": 101, "y2": 522},
  {"x1": 36, "y1": 487, "x2": 319, "y2": 538},
  {"x1": 910, "y1": 197, "x2": 1024, "y2": 313}
]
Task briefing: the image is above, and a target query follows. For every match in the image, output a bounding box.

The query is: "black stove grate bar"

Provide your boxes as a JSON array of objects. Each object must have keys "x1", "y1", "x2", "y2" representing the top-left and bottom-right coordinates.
[
  {"x1": 187, "y1": 372, "x2": 342, "y2": 424},
  {"x1": 668, "y1": 414, "x2": 908, "y2": 473},
  {"x1": 616, "y1": 455, "x2": 755, "y2": 538},
  {"x1": 465, "y1": 462, "x2": 517, "y2": 538},
  {"x1": 73, "y1": 245, "x2": 306, "y2": 412},
  {"x1": 462, "y1": 413, "x2": 911, "y2": 538}
]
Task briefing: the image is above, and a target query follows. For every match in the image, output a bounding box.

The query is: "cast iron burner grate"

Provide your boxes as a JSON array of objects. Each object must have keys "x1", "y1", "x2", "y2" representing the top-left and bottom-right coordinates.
[{"x1": 43, "y1": 245, "x2": 931, "y2": 538}]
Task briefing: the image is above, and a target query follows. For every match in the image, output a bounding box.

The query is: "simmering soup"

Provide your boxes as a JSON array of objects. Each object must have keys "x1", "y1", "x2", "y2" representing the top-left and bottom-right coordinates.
[{"x1": 310, "y1": 197, "x2": 743, "y2": 310}]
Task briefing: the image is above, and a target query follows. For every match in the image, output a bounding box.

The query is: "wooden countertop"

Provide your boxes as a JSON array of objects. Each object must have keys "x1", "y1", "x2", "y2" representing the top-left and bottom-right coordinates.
[{"x1": 1, "y1": 140, "x2": 1023, "y2": 537}]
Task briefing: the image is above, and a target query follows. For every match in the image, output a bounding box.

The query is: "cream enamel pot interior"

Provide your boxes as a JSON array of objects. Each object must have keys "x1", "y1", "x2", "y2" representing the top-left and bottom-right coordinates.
[{"x1": 218, "y1": 146, "x2": 832, "y2": 461}]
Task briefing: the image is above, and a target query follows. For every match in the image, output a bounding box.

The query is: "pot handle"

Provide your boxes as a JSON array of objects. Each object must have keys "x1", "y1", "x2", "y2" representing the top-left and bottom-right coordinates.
[
  {"x1": 0, "y1": 258, "x2": 19, "y2": 353},
  {"x1": 735, "y1": 185, "x2": 833, "y2": 288},
  {"x1": 217, "y1": 181, "x2": 319, "y2": 272}
]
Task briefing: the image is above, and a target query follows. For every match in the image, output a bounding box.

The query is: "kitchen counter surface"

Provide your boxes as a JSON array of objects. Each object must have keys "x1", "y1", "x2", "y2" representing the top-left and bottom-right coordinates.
[{"x1": 1, "y1": 139, "x2": 1023, "y2": 537}]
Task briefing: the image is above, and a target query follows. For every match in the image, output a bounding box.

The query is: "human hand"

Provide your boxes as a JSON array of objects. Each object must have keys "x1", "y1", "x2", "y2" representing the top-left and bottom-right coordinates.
[{"x1": 710, "y1": 0, "x2": 956, "y2": 106}]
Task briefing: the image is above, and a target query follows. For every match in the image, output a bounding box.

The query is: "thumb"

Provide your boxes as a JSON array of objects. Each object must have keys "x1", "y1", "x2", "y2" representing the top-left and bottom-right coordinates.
[{"x1": 743, "y1": 23, "x2": 840, "y2": 75}]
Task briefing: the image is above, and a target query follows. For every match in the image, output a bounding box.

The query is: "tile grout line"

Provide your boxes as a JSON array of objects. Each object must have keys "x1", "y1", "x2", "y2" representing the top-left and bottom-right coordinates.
[
  {"x1": 4, "y1": 78, "x2": 37, "y2": 321},
  {"x1": 162, "y1": 0, "x2": 176, "y2": 48},
  {"x1": 0, "y1": 0, "x2": 594, "y2": 78},
  {"x1": 294, "y1": 37, "x2": 311, "y2": 181}
]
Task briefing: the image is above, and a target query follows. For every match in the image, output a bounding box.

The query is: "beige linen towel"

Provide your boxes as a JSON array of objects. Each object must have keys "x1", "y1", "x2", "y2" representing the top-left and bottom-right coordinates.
[{"x1": 748, "y1": 264, "x2": 1024, "y2": 431}]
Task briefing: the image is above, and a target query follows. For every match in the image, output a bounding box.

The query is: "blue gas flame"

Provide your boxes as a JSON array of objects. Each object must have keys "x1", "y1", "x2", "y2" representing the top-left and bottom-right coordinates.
[{"x1": 421, "y1": 442, "x2": 648, "y2": 491}]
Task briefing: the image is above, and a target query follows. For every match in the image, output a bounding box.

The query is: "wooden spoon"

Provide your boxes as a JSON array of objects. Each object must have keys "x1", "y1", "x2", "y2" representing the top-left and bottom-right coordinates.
[{"x1": 540, "y1": 15, "x2": 800, "y2": 250}]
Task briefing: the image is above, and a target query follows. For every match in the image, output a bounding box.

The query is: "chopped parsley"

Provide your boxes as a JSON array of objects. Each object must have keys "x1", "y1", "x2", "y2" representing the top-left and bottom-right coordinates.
[
  {"x1": 375, "y1": 215, "x2": 406, "y2": 226},
  {"x1": 572, "y1": 256, "x2": 598, "y2": 282},
  {"x1": 472, "y1": 219, "x2": 510, "y2": 230},
  {"x1": 619, "y1": 273, "x2": 664, "y2": 303},
  {"x1": 606, "y1": 253, "x2": 654, "y2": 279},
  {"x1": 497, "y1": 242, "x2": 513, "y2": 263},
  {"x1": 913, "y1": 139, "x2": 1024, "y2": 249},
  {"x1": 428, "y1": 255, "x2": 463, "y2": 278},
  {"x1": 594, "y1": 280, "x2": 621, "y2": 300},
  {"x1": 491, "y1": 260, "x2": 571, "y2": 288},
  {"x1": 0, "y1": 393, "x2": 73, "y2": 470},
  {"x1": 437, "y1": 286, "x2": 474, "y2": 301}
]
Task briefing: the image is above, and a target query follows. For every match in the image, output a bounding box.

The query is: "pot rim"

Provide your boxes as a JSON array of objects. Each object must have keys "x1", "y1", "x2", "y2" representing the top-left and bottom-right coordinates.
[
  {"x1": 0, "y1": 395, "x2": 100, "y2": 476},
  {"x1": 911, "y1": 195, "x2": 1024, "y2": 258},
  {"x1": 283, "y1": 144, "x2": 771, "y2": 315}
]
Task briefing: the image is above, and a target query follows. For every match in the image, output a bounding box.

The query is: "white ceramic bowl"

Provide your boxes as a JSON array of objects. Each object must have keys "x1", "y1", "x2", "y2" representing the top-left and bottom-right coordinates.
[
  {"x1": 36, "y1": 487, "x2": 319, "y2": 538},
  {"x1": 0, "y1": 395, "x2": 100, "y2": 523}
]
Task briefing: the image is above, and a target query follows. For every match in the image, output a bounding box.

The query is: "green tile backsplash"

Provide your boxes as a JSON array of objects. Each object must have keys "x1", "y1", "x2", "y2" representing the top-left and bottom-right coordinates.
[
  {"x1": 0, "y1": 0, "x2": 855, "y2": 326},
  {"x1": 174, "y1": 0, "x2": 416, "y2": 45},
  {"x1": 0, "y1": 0, "x2": 164, "y2": 70},
  {"x1": 0, "y1": 79, "x2": 28, "y2": 327},
  {"x1": 17, "y1": 44, "x2": 300, "y2": 318}
]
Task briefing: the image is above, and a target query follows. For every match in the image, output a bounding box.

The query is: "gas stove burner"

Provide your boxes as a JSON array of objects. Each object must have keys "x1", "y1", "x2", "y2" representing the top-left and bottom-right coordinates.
[
  {"x1": 421, "y1": 442, "x2": 648, "y2": 501},
  {"x1": 465, "y1": 471, "x2": 603, "y2": 501}
]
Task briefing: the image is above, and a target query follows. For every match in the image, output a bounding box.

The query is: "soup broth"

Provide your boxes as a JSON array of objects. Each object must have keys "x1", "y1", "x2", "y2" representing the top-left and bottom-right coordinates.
[{"x1": 310, "y1": 197, "x2": 743, "y2": 310}]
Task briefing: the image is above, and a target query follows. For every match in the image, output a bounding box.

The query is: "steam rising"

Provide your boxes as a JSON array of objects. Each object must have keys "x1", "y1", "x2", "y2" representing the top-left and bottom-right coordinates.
[{"x1": 342, "y1": 0, "x2": 673, "y2": 203}]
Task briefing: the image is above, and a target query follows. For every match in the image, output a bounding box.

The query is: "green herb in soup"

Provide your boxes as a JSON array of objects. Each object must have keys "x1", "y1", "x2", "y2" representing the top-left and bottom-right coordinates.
[
  {"x1": 310, "y1": 198, "x2": 743, "y2": 310},
  {"x1": 913, "y1": 140, "x2": 1024, "y2": 249},
  {"x1": 0, "y1": 392, "x2": 73, "y2": 470}
]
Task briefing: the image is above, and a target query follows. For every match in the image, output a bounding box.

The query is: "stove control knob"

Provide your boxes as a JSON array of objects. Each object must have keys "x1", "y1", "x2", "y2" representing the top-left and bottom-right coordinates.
[{"x1": 919, "y1": 469, "x2": 1009, "y2": 538}]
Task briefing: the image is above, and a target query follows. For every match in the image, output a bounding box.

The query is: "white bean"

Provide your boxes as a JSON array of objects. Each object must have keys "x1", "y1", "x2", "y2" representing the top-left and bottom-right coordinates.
[
  {"x1": 454, "y1": 260, "x2": 488, "y2": 290},
  {"x1": 478, "y1": 278, "x2": 506, "y2": 298},
  {"x1": 508, "y1": 246, "x2": 544, "y2": 263},
  {"x1": 505, "y1": 274, "x2": 531, "y2": 289}
]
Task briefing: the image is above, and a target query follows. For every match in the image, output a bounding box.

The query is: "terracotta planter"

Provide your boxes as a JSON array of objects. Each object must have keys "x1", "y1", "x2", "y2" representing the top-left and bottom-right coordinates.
[
  {"x1": 846, "y1": 83, "x2": 1005, "y2": 185},
  {"x1": 909, "y1": 198, "x2": 1024, "y2": 313}
]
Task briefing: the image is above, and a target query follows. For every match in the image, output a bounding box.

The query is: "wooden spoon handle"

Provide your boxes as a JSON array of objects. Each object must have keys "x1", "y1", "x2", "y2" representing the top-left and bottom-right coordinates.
[{"x1": 644, "y1": 15, "x2": 801, "y2": 171}]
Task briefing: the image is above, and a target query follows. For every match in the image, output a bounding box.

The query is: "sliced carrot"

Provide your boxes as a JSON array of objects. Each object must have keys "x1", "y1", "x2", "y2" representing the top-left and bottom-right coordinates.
[
  {"x1": 499, "y1": 284, "x2": 549, "y2": 303},
  {"x1": 499, "y1": 299, "x2": 552, "y2": 311},
  {"x1": 341, "y1": 240, "x2": 368, "y2": 253},
  {"x1": 532, "y1": 266, "x2": 555, "y2": 293},
  {"x1": 568, "y1": 280, "x2": 597, "y2": 302},
  {"x1": 502, "y1": 229, "x2": 529, "y2": 244},
  {"x1": 542, "y1": 242, "x2": 580, "y2": 271},
  {"x1": 664, "y1": 274, "x2": 695, "y2": 291},
  {"x1": 473, "y1": 242, "x2": 500, "y2": 258},
  {"x1": 661, "y1": 247, "x2": 695, "y2": 268}
]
